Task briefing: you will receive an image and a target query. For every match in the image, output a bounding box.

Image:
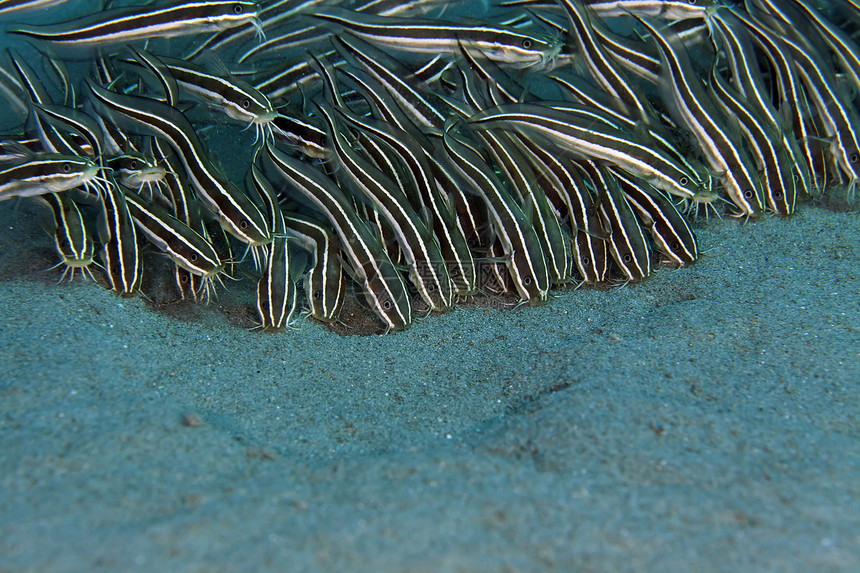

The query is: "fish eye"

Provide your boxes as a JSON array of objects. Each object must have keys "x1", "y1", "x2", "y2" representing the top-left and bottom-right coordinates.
[
  {"x1": 623, "y1": 254, "x2": 632, "y2": 263},
  {"x1": 241, "y1": 99, "x2": 251, "y2": 109},
  {"x1": 382, "y1": 300, "x2": 392, "y2": 310},
  {"x1": 679, "y1": 176, "x2": 689, "y2": 186},
  {"x1": 190, "y1": 253, "x2": 198, "y2": 262},
  {"x1": 62, "y1": 163, "x2": 72, "y2": 173},
  {"x1": 523, "y1": 276, "x2": 532, "y2": 286},
  {"x1": 451, "y1": 267, "x2": 460, "y2": 277},
  {"x1": 181, "y1": 274, "x2": 190, "y2": 284},
  {"x1": 239, "y1": 219, "x2": 248, "y2": 229},
  {"x1": 428, "y1": 283, "x2": 436, "y2": 292},
  {"x1": 233, "y1": 4, "x2": 243, "y2": 14},
  {"x1": 850, "y1": 152, "x2": 859, "y2": 163},
  {"x1": 129, "y1": 160, "x2": 138, "y2": 170},
  {"x1": 671, "y1": 242, "x2": 681, "y2": 250},
  {"x1": 744, "y1": 188, "x2": 754, "y2": 198},
  {"x1": 313, "y1": 290, "x2": 322, "y2": 300},
  {"x1": 521, "y1": 38, "x2": 533, "y2": 50},
  {"x1": 582, "y1": 257, "x2": 590, "y2": 265}
]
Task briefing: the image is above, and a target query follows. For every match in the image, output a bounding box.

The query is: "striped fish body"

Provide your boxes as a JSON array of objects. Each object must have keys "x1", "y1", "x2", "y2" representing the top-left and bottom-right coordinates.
[
  {"x1": 260, "y1": 142, "x2": 412, "y2": 332},
  {"x1": 256, "y1": 236, "x2": 297, "y2": 331},
  {"x1": 426, "y1": 157, "x2": 481, "y2": 295},
  {"x1": 316, "y1": 103, "x2": 453, "y2": 312},
  {"x1": 283, "y1": 212, "x2": 346, "y2": 324},
  {"x1": 0, "y1": 154, "x2": 99, "y2": 202},
  {"x1": 583, "y1": 0, "x2": 717, "y2": 20},
  {"x1": 249, "y1": 165, "x2": 297, "y2": 331},
  {"x1": 572, "y1": 226, "x2": 609, "y2": 285},
  {"x1": 31, "y1": 103, "x2": 104, "y2": 161},
  {"x1": 9, "y1": 1, "x2": 261, "y2": 58},
  {"x1": 507, "y1": 132, "x2": 608, "y2": 284},
  {"x1": 270, "y1": 111, "x2": 328, "y2": 160},
  {"x1": 584, "y1": 163, "x2": 652, "y2": 282},
  {"x1": 708, "y1": 9, "x2": 812, "y2": 208},
  {"x1": 35, "y1": 192, "x2": 97, "y2": 282},
  {"x1": 442, "y1": 125, "x2": 550, "y2": 303},
  {"x1": 775, "y1": 33, "x2": 860, "y2": 191},
  {"x1": 559, "y1": 0, "x2": 656, "y2": 122},
  {"x1": 122, "y1": 188, "x2": 223, "y2": 283},
  {"x1": 312, "y1": 6, "x2": 560, "y2": 69},
  {"x1": 331, "y1": 34, "x2": 450, "y2": 131},
  {"x1": 481, "y1": 240, "x2": 514, "y2": 296},
  {"x1": 149, "y1": 137, "x2": 213, "y2": 301},
  {"x1": 636, "y1": 16, "x2": 765, "y2": 217},
  {"x1": 612, "y1": 169, "x2": 698, "y2": 267},
  {"x1": 467, "y1": 104, "x2": 707, "y2": 202},
  {"x1": 479, "y1": 129, "x2": 572, "y2": 285},
  {"x1": 85, "y1": 81, "x2": 271, "y2": 247},
  {"x1": 148, "y1": 55, "x2": 276, "y2": 127},
  {"x1": 107, "y1": 152, "x2": 167, "y2": 193},
  {"x1": 98, "y1": 178, "x2": 143, "y2": 296},
  {"x1": 730, "y1": 8, "x2": 823, "y2": 196},
  {"x1": 708, "y1": 65, "x2": 798, "y2": 216},
  {"x1": 337, "y1": 105, "x2": 477, "y2": 296}
]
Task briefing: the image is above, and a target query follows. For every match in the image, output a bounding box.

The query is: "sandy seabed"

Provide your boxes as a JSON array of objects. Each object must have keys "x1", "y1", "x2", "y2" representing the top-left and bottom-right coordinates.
[{"x1": 0, "y1": 199, "x2": 857, "y2": 572}]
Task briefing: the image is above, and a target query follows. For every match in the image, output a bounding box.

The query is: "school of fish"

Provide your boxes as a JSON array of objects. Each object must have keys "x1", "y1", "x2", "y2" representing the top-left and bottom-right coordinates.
[{"x1": 0, "y1": 0, "x2": 856, "y2": 333}]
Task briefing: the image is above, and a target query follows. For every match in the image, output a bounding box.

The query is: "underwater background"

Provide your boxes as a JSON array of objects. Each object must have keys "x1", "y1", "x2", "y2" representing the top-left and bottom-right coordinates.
[{"x1": 0, "y1": 0, "x2": 858, "y2": 570}]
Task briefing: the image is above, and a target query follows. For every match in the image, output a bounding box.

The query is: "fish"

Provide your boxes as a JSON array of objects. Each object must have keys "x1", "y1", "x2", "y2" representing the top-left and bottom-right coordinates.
[
  {"x1": 442, "y1": 120, "x2": 550, "y2": 303},
  {"x1": 260, "y1": 141, "x2": 412, "y2": 332},
  {"x1": 282, "y1": 211, "x2": 346, "y2": 324},
  {"x1": 98, "y1": 176, "x2": 143, "y2": 296},
  {"x1": 0, "y1": 153, "x2": 99, "y2": 202},
  {"x1": 33, "y1": 191, "x2": 98, "y2": 283},
  {"x1": 84, "y1": 80, "x2": 272, "y2": 248},
  {"x1": 311, "y1": 6, "x2": 561, "y2": 69},
  {"x1": 8, "y1": 0, "x2": 263, "y2": 58}
]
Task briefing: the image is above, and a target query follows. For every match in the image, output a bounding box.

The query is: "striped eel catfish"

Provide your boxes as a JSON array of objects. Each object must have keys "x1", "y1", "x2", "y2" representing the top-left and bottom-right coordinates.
[
  {"x1": 558, "y1": 0, "x2": 656, "y2": 123},
  {"x1": 84, "y1": 80, "x2": 272, "y2": 249},
  {"x1": 466, "y1": 103, "x2": 709, "y2": 203},
  {"x1": 764, "y1": 20, "x2": 860, "y2": 193},
  {"x1": 33, "y1": 191, "x2": 98, "y2": 283},
  {"x1": 578, "y1": 160, "x2": 651, "y2": 282},
  {"x1": 0, "y1": 0, "x2": 65, "y2": 16},
  {"x1": 282, "y1": 211, "x2": 347, "y2": 324},
  {"x1": 478, "y1": 128, "x2": 573, "y2": 285},
  {"x1": 248, "y1": 165, "x2": 297, "y2": 332},
  {"x1": 149, "y1": 136, "x2": 208, "y2": 302},
  {"x1": 310, "y1": 5, "x2": 562, "y2": 69},
  {"x1": 333, "y1": 103, "x2": 476, "y2": 297},
  {"x1": 706, "y1": 8, "x2": 813, "y2": 207},
  {"x1": 442, "y1": 121, "x2": 550, "y2": 303},
  {"x1": 98, "y1": 176, "x2": 143, "y2": 297},
  {"x1": 107, "y1": 151, "x2": 167, "y2": 196},
  {"x1": 0, "y1": 153, "x2": 99, "y2": 202},
  {"x1": 634, "y1": 15, "x2": 765, "y2": 218},
  {"x1": 122, "y1": 188, "x2": 225, "y2": 302},
  {"x1": 260, "y1": 141, "x2": 412, "y2": 332},
  {"x1": 727, "y1": 8, "x2": 826, "y2": 196},
  {"x1": 7, "y1": 1, "x2": 263, "y2": 57},
  {"x1": 313, "y1": 101, "x2": 453, "y2": 313},
  {"x1": 707, "y1": 61, "x2": 798, "y2": 216},
  {"x1": 501, "y1": 0, "x2": 718, "y2": 21},
  {"x1": 123, "y1": 52, "x2": 277, "y2": 141},
  {"x1": 610, "y1": 168, "x2": 698, "y2": 268},
  {"x1": 187, "y1": 0, "x2": 328, "y2": 60},
  {"x1": 508, "y1": 131, "x2": 610, "y2": 285},
  {"x1": 330, "y1": 33, "x2": 450, "y2": 132}
]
